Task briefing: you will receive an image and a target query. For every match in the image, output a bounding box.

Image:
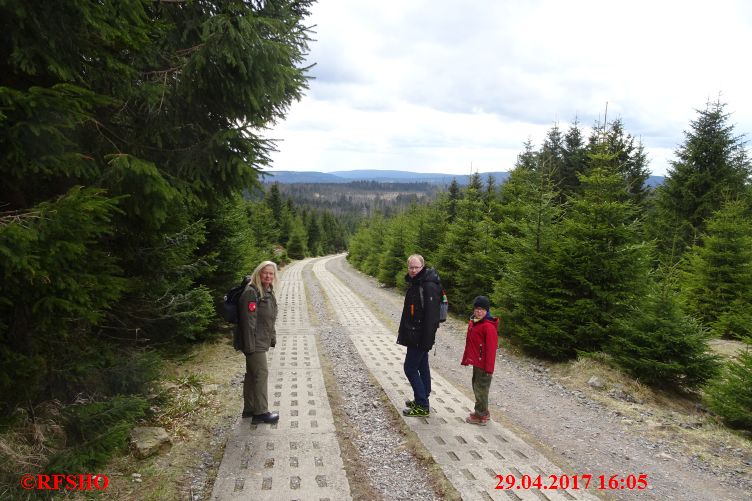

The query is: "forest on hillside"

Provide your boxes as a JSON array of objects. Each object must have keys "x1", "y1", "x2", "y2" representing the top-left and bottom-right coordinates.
[
  {"x1": 266, "y1": 180, "x2": 442, "y2": 219},
  {"x1": 348, "y1": 107, "x2": 752, "y2": 431}
]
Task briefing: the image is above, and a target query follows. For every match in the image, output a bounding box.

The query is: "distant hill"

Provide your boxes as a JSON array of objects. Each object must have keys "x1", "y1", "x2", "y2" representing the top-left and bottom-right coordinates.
[
  {"x1": 261, "y1": 170, "x2": 509, "y2": 185},
  {"x1": 646, "y1": 175, "x2": 665, "y2": 188},
  {"x1": 261, "y1": 170, "x2": 665, "y2": 188}
]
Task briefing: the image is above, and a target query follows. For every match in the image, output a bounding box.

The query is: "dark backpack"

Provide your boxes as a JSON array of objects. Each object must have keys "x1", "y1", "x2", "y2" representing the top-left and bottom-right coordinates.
[
  {"x1": 221, "y1": 275, "x2": 252, "y2": 324},
  {"x1": 419, "y1": 285, "x2": 449, "y2": 323}
]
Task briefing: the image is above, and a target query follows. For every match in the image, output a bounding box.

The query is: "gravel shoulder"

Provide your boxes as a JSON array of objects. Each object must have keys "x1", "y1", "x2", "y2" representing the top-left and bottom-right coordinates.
[{"x1": 325, "y1": 255, "x2": 752, "y2": 501}]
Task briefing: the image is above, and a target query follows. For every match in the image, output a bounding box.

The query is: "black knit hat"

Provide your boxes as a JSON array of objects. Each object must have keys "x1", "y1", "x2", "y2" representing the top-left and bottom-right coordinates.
[{"x1": 472, "y1": 295, "x2": 491, "y2": 310}]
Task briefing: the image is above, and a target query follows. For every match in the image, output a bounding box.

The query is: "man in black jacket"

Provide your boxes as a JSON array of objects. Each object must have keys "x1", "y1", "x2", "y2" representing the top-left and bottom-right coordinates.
[{"x1": 396, "y1": 254, "x2": 442, "y2": 416}]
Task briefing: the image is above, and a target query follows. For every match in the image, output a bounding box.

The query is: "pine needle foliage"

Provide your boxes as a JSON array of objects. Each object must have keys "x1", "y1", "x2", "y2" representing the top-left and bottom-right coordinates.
[
  {"x1": 554, "y1": 162, "x2": 651, "y2": 355},
  {"x1": 609, "y1": 284, "x2": 719, "y2": 389},
  {"x1": 681, "y1": 199, "x2": 752, "y2": 339},
  {"x1": 652, "y1": 100, "x2": 751, "y2": 262},
  {"x1": 493, "y1": 163, "x2": 570, "y2": 357},
  {"x1": 704, "y1": 346, "x2": 752, "y2": 431},
  {"x1": 1, "y1": 0, "x2": 314, "y2": 415}
]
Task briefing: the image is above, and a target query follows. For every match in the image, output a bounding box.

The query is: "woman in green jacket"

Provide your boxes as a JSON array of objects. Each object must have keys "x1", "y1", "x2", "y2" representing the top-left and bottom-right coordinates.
[{"x1": 236, "y1": 260, "x2": 279, "y2": 424}]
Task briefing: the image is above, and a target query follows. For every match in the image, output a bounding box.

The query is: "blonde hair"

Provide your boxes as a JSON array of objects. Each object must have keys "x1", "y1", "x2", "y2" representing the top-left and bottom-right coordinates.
[
  {"x1": 407, "y1": 254, "x2": 425, "y2": 266},
  {"x1": 250, "y1": 260, "x2": 279, "y2": 293}
]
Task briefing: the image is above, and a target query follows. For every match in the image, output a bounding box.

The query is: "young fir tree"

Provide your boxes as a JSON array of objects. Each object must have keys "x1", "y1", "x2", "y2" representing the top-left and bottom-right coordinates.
[
  {"x1": 555, "y1": 156, "x2": 651, "y2": 355},
  {"x1": 609, "y1": 283, "x2": 719, "y2": 389},
  {"x1": 586, "y1": 119, "x2": 651, "y2": 207},
  {"x1": 305, "y1": 210, "x2": 323, "y2": 256},
  {"x1": 539, "y1": 123, "x2": 566, "y2": 183},
  {"x1": 493, "y1": 164, "x2": 569, "y2": 355},
  {"x1": 0, "y1": 189, "x2": 126, "y2": 412},
  {"x1": 445, "y1": 179, "x2": 463, "y2": 223},
  {"x1": 681, "y1": 199, "x2": 752, "y2": 339},
  {"x1": 652, "y1": 100, "x2": 751, "y2": 262},
  {"x1": 378, "y1": 216, "x2": 410, "y2": 287},
  {"x1": 285, "y1": 215, "x2": 309, "y2": 260},
  {"x1": 704, "y1": 346, "x2": 752, "y2": 431},
  {"x1": 561, "y1": 118, "x2": 587, "y2": 196},
  {"x1": 435, "y1": 173, "x2": 503, "y2": 312},
  {"x1": 347, "y1": 216, "x2": 388, "y2": 276}
]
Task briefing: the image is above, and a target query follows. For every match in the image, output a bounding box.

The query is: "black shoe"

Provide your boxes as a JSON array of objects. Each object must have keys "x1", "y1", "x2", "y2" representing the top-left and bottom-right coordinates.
[
  {"x1": 241, "y1": 410, "x2": 253, "y2": 418},
  {"x1": 251, "y1": 411, "x2": 279, "y2": 424}
]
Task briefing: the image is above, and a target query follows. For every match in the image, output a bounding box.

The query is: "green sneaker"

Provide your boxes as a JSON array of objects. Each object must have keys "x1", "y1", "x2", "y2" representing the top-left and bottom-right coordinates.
[
  {"x1": 402, "y1": 405, "x2": 429, "y2": 417},
  {"x1": 405, "y1": 399, "x2": 417, "y2": 408}
]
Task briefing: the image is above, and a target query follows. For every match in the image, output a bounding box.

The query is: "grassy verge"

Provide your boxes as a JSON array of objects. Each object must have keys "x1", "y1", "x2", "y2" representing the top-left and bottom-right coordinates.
[{"x1": 0, "y1": 336, "x2": 244, "y2": 501}]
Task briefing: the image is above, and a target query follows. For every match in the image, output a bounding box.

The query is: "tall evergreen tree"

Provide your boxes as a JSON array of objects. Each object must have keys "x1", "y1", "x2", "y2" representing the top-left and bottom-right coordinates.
[
  {"x1": 266, "y1": 183, "x2": 285, "y2": 231},
  {"x1": 653, "y1": 100, "x2": 751, "y2": 261},
  {"x1": 494, "y1": 164, "x2": 567, "y2": 353},
  {"x1": 554, "y1": 159, "x2": 651, "y2": 355},
  {"x1": 286, "y1": 215, "x2": 308, "y2": 260},
  {"x1": 586, "y1": 118, "x2": 651, "y2": 207},
  {"x1": 561, "y1": 118, "x2": 587, "y2": 196},
  {"x1": 435, "y1": 174, "x2": 504, "y2": 312},
  {"x1": 446, "y1": 179, "x2": 462, "y2": 223},
  {"x1": 305, "y1": 210, "x2": 323, "y2": 256},
  {"x1": 0, "y1": 0, "x2": 313, "y2": 414},
  {"x1": 539, "y1": 123, "x2": 565, "y2": 181},
  {"x1": 378, "y1": 216, "x2": 410, "y2": 287}
]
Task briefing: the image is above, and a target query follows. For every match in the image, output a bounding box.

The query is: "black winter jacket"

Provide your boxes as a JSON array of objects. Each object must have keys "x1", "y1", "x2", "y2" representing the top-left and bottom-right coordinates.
[{"x1": 397, "y1": 267, "x2": 442, "y2": 351}]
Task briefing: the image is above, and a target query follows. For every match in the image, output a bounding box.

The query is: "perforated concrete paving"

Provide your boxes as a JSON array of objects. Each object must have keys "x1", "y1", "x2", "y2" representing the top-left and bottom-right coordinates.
[
  {"x1": 211, "y1": 259, "x2": 351, "y2": 501},
  {"x1": 313, "y1": 255, "x2": 600, "y2": 501}
]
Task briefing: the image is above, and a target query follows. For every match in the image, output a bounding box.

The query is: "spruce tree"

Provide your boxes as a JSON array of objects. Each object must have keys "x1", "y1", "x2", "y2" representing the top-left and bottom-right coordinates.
[
  {"x1": 586, "y1": 118, "x2": 650, "y2": 207},
  {"x1": 446, "y1": 179, "x2": 462, "y2": 223},
  {"x1": 286, "y1": 216, "x2": 309, "y2": 260},
  {"x1": 435, "y1": 173, "x2": 504, "y2": 312},
  {"x1": 561, "y1": 118, "x2": 587, "y2": 196},
  {"x1": 0, "y1": 0, "x2": 313, "y2": 415},
  {"x1": 494, "y1": 164, "x2": 569, "y2": 356},
  {"x1": 378, "y1": 217, "x2": 409, "y2": 287},
  {"x1": 704, "y1": 346, "x2": 752, "y2": 430},
  {"x1": 539, "y1": 123, "x2": 565, "y2": 182},
  {"x1": 555, "y1": 156, "x2": 651, "y2": 354},
  {"x1": 653, "y1": 100, "x2": 751, "y2": 261},
  {"x1": 609, "y1": 283, "x2": 719, "y2": 389},
  {"x1": 681, "y1": 199, "x2": 752, "y2": 339}
]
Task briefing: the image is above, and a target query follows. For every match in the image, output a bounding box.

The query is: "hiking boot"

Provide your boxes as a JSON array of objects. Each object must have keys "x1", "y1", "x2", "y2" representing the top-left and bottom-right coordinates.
[
  {"x1": 251, "y1": 411, "x2": 280, "y2": 424},
  {"x1": 402, "y1": 405, "x2": 429, "y2": 417},
  {"x1": 465, "y1": 412, "x2": 489, "y2": 425}
]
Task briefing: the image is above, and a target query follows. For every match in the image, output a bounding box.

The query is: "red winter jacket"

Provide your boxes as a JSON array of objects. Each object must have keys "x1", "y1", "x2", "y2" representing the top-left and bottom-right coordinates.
[{"x1": 461, "y1": 315, "x2": 500, "y2": 374}]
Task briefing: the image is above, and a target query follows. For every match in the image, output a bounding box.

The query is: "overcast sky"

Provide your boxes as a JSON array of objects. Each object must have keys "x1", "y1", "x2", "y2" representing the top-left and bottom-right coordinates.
[{"x1": 267, "y1": 0, "x2": 752, "y2": 177}]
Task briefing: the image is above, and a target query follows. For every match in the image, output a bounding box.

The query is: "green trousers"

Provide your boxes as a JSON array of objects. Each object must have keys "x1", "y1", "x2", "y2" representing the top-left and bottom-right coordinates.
[
  {"x1": 243, "y1": 351, "x2": 269, "y2": 415},
  {"x1": 472, "y1": 366, "x2": 493, "y2": 415}
]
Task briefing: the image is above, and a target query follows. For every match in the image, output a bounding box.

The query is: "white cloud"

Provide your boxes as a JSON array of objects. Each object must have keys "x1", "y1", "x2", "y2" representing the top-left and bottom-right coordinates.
[{"x1": 268, "y1": 0, "x2": 752, "y2": 176}]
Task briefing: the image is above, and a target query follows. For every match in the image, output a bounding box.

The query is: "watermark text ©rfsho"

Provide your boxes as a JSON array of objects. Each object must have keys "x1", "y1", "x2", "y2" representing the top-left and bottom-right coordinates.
[{"x1": 20, "y1": 474, "x2": 109, "y2": 491}]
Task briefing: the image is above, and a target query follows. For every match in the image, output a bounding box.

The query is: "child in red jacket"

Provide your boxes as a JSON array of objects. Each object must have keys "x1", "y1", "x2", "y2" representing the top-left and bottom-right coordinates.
[{"x1": 461, "y1": 295, "x2": 500, "y2": 425}]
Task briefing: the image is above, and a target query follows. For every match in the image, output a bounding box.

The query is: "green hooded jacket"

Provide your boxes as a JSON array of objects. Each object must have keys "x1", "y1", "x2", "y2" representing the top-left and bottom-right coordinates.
[{"x1": 234, "y1": 283, "x2": 277, "y2": 353}]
